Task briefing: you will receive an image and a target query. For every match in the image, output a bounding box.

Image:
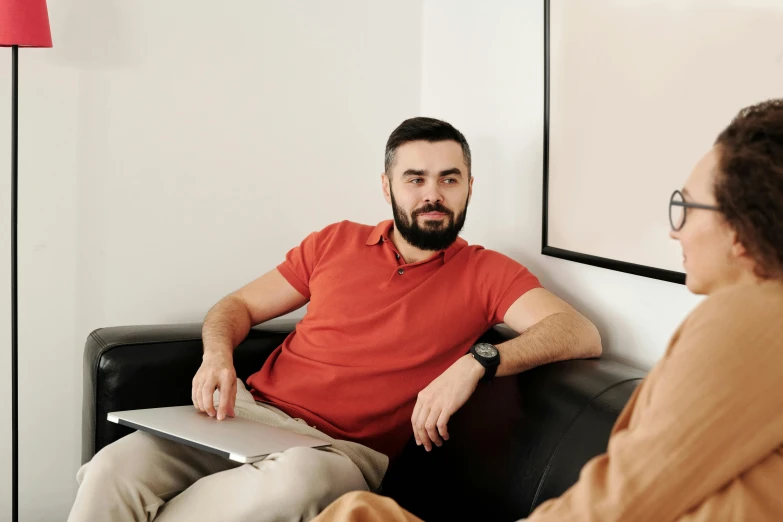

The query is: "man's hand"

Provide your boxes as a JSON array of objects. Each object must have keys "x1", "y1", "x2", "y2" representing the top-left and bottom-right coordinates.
[
  {"x1": 192, "y1": 351, "x2": 237, "y2": 420},
  {"x1": 411, "y1": 354, "x2": 485, "y2": 451}
]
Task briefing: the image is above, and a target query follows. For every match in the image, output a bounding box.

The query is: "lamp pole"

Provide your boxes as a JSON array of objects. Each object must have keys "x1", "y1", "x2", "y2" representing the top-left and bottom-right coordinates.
[{"x1": 11, "y1": 42, "x2": 20, "y2": 522}]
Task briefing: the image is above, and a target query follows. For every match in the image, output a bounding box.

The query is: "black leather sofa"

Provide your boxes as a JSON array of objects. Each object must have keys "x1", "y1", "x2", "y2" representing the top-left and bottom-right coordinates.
[{"x1": 82, "y1": 320, "x2": 646, "y2": 522}]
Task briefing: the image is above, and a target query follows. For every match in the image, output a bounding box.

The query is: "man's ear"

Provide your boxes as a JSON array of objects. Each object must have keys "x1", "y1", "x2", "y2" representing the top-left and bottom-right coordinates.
[
  {"x1": 381, "y1": 173, "x2": 392, "y2": 205},
  {"x1": 468, "y1": 176, "x2": 474, "y2": 203}
]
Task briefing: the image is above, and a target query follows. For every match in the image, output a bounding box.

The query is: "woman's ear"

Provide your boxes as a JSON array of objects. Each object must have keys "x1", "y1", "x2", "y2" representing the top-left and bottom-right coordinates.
[
  {"x1": 728, "y1": 227, "x2": 748, "y2": 259},
  {"x1": 729, "y1": 230, "x2": 758, "y2": 276}
]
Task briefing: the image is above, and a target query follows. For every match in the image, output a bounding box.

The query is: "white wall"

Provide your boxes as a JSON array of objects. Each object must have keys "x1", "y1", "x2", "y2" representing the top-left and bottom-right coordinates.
[
  {"x1": 420, "y1": 0, "x2": 702, "y2": 370},
  {"x1": 0, "y1": 1, "x2": 422, "y2": 519}
]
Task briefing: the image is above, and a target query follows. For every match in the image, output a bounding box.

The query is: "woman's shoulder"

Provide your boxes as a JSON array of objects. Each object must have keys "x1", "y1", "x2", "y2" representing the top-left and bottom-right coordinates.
[
  {"x1": 692, "y1": 281, "x2": 783, "y2": 320},
  {"x1": 677, "y1": 281, "x2": 783, "y2": 356}
]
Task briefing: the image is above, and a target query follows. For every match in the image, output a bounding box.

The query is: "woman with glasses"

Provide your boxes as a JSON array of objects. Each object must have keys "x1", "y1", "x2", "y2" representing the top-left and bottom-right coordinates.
[{"x1": 312, "y1": 99, "x2": 783, "y2": 522}]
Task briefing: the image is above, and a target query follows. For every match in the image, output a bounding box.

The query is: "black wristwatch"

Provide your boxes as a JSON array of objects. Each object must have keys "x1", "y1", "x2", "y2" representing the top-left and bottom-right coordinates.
[{"x1": 469, "y1": 342, "x2": 500, "y2": 382}]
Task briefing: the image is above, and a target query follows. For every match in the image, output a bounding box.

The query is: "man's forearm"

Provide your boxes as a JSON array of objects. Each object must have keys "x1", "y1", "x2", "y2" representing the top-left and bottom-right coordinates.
[
  {"x1": 495, "y1": 312, "x2": 601, "y2": 377},
  {"x1": 202, "y1": 295, "x2": 253, "y2": 358}
]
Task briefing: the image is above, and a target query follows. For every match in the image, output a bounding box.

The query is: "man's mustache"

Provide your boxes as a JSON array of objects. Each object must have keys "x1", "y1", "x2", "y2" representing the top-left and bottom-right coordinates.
[{"x1": 412, "y1": 204, "x2": 453, "y2": 218}]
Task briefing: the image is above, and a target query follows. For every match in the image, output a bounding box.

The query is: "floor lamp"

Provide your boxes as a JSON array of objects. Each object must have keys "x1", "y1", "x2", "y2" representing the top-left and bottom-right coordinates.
[{"x1": 0, "y1": 1, "x2": 52, "y2": 521}]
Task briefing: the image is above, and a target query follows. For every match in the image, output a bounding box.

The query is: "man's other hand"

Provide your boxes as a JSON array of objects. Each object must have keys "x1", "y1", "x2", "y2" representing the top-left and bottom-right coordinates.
[
  {"x1": 192, "y1": 352, "x2": 237, "y2": 420},
  {"x1": 411, "y1": 354, "x2": 485, "y2": 451}
]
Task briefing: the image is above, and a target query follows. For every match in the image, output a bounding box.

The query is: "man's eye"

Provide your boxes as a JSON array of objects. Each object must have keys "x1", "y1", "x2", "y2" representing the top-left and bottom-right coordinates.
[
  {"x1": 443, "y1": 178, "x2": 457, "y2": 184},
  {"x1": 411, "y1": 178, "x2": 423, "y2": 184}
]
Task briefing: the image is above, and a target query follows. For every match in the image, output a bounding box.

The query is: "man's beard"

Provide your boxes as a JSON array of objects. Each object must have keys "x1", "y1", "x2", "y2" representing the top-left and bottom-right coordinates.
[{"x1": 390, "y1": 188, "x2": 469, "y2": 251}]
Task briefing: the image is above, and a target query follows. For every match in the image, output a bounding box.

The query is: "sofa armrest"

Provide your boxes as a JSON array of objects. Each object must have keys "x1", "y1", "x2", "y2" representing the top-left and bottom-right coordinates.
[
  {"x1": 381, "y1": 351, "x2": 646, "y2": 522},
  {"x1": 81, "y1": 319, "x2": 297, "y2": 463}
]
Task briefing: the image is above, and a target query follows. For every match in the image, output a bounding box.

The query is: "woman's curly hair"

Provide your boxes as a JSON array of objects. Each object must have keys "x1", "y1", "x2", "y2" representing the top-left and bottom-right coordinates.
[{"x1": 714, "y1": 99, "x2": 783, "y2": 279}]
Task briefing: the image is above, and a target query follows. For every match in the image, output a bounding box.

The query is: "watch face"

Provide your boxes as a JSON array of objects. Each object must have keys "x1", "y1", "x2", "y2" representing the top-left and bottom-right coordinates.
[{"x1": 475, "y1": 344, "x2": 498, "y2": 358}]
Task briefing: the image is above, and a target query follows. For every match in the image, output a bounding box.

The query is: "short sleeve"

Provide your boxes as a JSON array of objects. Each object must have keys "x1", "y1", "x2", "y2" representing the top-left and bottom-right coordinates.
[
  {"x1": 276, "y1": 228, "x2": 329, "y2": 299},
  {"x1": 472, "y1": 249, "x2": 542, "y2": 325}
]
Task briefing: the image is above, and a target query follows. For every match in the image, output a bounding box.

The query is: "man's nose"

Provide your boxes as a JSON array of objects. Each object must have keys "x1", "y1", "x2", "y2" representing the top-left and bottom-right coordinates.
[{"x1": 422, "y1": 181, "x2": 444, "y2": 204}]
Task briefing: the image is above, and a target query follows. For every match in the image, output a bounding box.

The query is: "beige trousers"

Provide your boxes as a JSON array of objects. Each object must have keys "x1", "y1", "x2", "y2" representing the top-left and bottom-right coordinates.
[{"x1": 67, "y1": 379, "x2": 389, "y2": 522}]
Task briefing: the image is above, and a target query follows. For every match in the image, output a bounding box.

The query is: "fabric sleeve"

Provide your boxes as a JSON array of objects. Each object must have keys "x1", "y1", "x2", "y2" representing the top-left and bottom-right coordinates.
[
  {"x1": 311, "y1": 491, "x2": 423, "y2": 522},
  {"x1": 528, "y1": 286, "x2": 783, "y2": 522},
  {"x1": 472, "y1": 249, "x2": 542, "y2": 325},
  {"x1": 275, "y1": 226, "x2": 332, "y2": 299},
  {"x1": 676, "y1": 448, "x2": 783, "y2": 521}
]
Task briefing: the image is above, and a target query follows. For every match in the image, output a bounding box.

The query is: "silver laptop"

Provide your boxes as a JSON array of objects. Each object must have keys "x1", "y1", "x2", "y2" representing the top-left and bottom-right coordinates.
[{"x1": 107, "y1": 405, "x2": 331, "y2": 463}]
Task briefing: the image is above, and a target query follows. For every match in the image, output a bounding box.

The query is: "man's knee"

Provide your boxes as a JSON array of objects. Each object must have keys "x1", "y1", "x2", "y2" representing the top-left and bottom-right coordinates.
[
  {"x1": 246, "y1": 447, "x2": 368, "y2": 518},
  {"x1": 279, "y1": 447, "x2": 367, "y2": 491},
  {"x1": 78, "y1": 432, "x2": 159, "y2": 487}
]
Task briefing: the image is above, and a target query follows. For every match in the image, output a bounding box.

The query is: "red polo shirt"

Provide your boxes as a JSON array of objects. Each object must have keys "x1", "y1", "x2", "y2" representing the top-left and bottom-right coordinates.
[{"x1": 246, "y1": 220, "x2": 541, "y2": 458}]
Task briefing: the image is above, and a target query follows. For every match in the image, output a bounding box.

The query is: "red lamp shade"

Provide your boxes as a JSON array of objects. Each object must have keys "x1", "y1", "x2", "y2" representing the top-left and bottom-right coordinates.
[{"x1": 0, "y1": 0, "x2": 52, "y2": 47}]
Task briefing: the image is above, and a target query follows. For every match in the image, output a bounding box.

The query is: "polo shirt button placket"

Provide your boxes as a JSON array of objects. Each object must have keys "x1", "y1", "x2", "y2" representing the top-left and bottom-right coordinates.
[{"x1": 398, "y1": 268, "x2": 404, "y2": 275}]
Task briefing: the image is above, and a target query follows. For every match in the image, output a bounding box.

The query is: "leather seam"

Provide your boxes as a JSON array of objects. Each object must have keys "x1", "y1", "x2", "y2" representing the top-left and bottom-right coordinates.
[
  {"x1": 89, "y1": 328, "x2": 107, "y2": 349},
  {"x1": 528, "y1": 376, "x2": 643, "y2": 515}
]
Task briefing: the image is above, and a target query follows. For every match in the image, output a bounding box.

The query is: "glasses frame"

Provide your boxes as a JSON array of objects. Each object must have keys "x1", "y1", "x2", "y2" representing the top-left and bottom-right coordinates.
[{"x1": 669, "y1": 190, "x2": 719, "y2": 231}]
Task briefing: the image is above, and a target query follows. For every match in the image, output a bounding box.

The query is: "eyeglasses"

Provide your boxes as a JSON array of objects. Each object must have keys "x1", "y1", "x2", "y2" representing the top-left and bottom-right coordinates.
[{"x1": 669, "y1": 190, "x2": 720, "y2": 231}]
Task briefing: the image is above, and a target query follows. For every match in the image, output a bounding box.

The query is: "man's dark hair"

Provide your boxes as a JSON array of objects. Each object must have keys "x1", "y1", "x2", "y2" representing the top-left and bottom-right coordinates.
[
  {"x1": 384, "y1": 117, "x2": 472, "y2": 177},
  {"x1": 714, "y1": 98, "x2": 783, "y2": 279}
]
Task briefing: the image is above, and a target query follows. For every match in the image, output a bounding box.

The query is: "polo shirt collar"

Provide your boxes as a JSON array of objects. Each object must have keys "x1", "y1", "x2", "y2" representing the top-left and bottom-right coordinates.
[{"x1": 365, "y1": 220, "x2": 466, "y2": 263}]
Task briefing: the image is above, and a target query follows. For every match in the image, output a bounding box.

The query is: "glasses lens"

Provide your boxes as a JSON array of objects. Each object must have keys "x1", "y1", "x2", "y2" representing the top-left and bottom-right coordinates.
[{"x1": 670, "y1": 191, "x2": 685, "y2": 230}]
